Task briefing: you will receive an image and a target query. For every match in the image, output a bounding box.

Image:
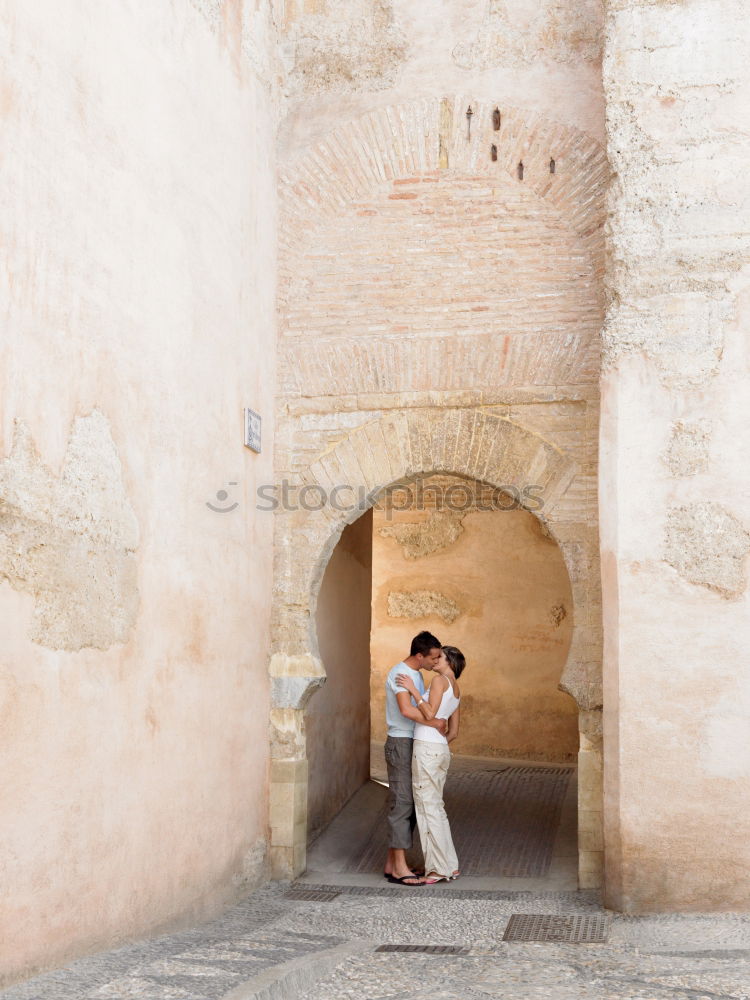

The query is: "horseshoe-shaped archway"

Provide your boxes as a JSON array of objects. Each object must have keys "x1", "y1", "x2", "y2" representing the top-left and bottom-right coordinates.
[{"x1": 268, "y1": 408, "x2": 603, "y2": 886}]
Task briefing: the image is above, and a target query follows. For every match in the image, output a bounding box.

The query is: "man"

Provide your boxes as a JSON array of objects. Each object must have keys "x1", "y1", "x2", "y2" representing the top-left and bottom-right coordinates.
[{"x1": 383, "y1": 630, "x2": 446, "y2": 886}]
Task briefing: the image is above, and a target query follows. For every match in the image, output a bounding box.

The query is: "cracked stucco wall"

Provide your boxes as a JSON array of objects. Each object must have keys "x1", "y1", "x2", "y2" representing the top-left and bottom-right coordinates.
[
  {"x1": 600, "y1": 0, "x2": 750, "y2": 912},
  {"x1": 662, "y1": 421, "x2": 711, "y2": 478},
  {"x1": 0, "y1": 1, "x2": 277, "y2": 984}
]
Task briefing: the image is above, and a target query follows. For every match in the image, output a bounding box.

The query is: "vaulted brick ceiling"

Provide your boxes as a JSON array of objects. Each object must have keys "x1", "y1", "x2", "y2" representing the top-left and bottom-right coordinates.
[{"x1": 278, "y1": 100, "x2": 608, "y2": 398}]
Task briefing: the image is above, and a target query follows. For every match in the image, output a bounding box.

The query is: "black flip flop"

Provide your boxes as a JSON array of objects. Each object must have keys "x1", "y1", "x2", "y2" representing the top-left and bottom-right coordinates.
[{"x1": 386, "y1": 874, "x2": 425, "y2": 886}]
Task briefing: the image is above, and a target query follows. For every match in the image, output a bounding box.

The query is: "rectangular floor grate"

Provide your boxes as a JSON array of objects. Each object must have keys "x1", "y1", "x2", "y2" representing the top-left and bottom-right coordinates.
[
  {"x1": 283, "y1": 888, "x2": 341, "y2": 902},
  {"x1": 375, "y1": 944, "x2": 469, "y2": 955},
  {"x1": 503, "y1": 914, "x2": 609, "y2": 943}
]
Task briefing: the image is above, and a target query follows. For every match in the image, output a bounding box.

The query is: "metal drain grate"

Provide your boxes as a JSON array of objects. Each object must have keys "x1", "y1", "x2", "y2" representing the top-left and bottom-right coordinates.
[
  {"x1": 375, "y1": 944, "x2": 469, "y2": 955},
  {"x1": 283, "y1": 888, "x2": 341, "y2": 902},
  {"x1": 503, "y1": 914, "x2": 609, "y2": 943}
]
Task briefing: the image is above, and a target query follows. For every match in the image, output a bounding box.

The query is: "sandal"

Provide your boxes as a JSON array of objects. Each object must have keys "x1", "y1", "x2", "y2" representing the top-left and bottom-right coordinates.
[
  {"x1": 386, "y1": 874, "x2": 426, "y2": 886},
  {"x1": 422, "y1": 873, "x2": 450, "y2": 884}
]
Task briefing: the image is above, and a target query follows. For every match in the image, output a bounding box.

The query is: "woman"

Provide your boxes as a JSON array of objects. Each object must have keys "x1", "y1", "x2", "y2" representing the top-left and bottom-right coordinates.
[{"x1": 396, "y1": 646, "x2": 466, "y2": 884}]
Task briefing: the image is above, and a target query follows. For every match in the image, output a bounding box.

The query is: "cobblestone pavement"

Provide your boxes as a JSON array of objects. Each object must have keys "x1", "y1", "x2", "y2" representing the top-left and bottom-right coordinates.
[
  {"x1": 3, "y1": 883, "x2": 750, "y2": 1000},
  {"x1": 3, "y1": 754, "x2": 748, "y2": 999}
]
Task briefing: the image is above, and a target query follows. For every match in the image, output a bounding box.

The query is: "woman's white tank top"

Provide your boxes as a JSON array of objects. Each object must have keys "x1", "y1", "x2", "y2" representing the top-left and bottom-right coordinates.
[{"x1": 413, "y1": 679, "x2": 460, "y2": 745}]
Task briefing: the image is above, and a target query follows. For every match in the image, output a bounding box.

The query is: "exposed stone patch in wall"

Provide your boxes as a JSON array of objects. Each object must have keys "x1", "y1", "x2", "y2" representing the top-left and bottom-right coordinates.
[
  {"x1": 664, "y1": 502, "x2": 750, "y2": 600},
  {"x1": 387, "y1": 589, "x2": 461, "y2": 625},
  {"x1": 378, "y1": 510, "x2": 465, "y2": 559},
  {"x1": 662, "y1": 420, "x2": 711, "y2": 477},
  {"x1": 550, "y1": 603, "x2": 567, "y2": 627},
  {"x1": 602, "y1": 295, "x2": 726, "y2": 389},
  {"x1": 453, "y1": 0, "x2": 604, "y2": 71},
  {"x1": 0, "y1": 412, "x2": 139, "y2": 651},
  {"x1": 281, "y1": 0, "x2": 406, "y2": 98}
]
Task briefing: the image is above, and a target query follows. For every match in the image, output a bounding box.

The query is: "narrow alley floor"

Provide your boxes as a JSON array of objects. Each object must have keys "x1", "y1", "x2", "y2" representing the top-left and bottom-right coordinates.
[
  {"x1": 301, "y1": 749, "x2": 578, "y2": 892},
  {"x1": 2, "y1": 753, "x2": 750, "y2": 1000}
]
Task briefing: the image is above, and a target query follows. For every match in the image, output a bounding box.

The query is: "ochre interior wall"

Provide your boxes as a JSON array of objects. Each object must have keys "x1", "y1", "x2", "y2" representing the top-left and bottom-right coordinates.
[{"x1": 370, "y1": 481, "x2": 577, "y2": 762}]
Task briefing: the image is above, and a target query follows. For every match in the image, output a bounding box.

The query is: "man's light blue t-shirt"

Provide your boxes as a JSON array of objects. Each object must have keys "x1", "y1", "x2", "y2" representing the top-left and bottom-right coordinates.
[{"x1": 385, "y1": 662, "x2": 426, "y2": 738}]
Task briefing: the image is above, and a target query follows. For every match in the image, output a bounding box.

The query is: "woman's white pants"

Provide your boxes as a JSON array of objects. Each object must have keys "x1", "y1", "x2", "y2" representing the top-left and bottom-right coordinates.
[{"x1": 412, "y1": 740, "x2": 458, "y2": 878}]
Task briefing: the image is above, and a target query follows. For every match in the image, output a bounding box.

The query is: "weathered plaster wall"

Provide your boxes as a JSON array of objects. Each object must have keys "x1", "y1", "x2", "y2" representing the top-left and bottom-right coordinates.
[
  {"x1": 278, "y1": 0, "x2": 605, "y2": 150},
  {"x1": 0, "y1": 0, "x2": 278, "y2": 982},
  {"x1": 601, "y1": 0, "x2": 750, "y2": 911},
  {"x1": 307, "y1": 511, "x2": 372, "y2": 841},
  {"x1": 370, "y1": 477, "x2": 578, "y2": 761}
]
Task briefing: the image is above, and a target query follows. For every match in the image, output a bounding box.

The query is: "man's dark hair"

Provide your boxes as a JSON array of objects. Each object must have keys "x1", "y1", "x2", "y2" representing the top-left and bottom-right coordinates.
[
  {"x1": 410, "y1": 631, "x2": 441, "y2": 657},
  {"x1": 442, "y1": 646, "x2": 466, "y2": 679}
]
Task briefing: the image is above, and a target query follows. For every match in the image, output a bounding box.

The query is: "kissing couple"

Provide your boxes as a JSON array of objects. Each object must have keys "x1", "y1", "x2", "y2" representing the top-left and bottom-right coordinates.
[{"x1": 382, "y1": 630, "x2": 467, "y2": 886}]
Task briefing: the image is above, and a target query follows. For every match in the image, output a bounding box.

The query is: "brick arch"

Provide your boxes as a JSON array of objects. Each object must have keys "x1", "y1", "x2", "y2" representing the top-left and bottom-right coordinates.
[
  {"x1": 277, "y1": 98, "x2": 608, "y2": 398},
  {"x1": 268, "y1": 407, "x2": 602, "y2": 879},
  {"x1": 279, "y1": 97, "x2": 607, "y2": 263},
  {"x1": 303, "y1": 409, "x2": 577, "y2": 621}
]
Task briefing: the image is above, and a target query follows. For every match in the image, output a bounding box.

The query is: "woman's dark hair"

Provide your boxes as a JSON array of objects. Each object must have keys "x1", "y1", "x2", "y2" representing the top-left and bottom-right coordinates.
[
  {"x1": 410, "y1": 630, "x2": 441, "y2": 657},
  {"x1": 442, "y1": 645, "x2": 466, "y2": 679}
]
